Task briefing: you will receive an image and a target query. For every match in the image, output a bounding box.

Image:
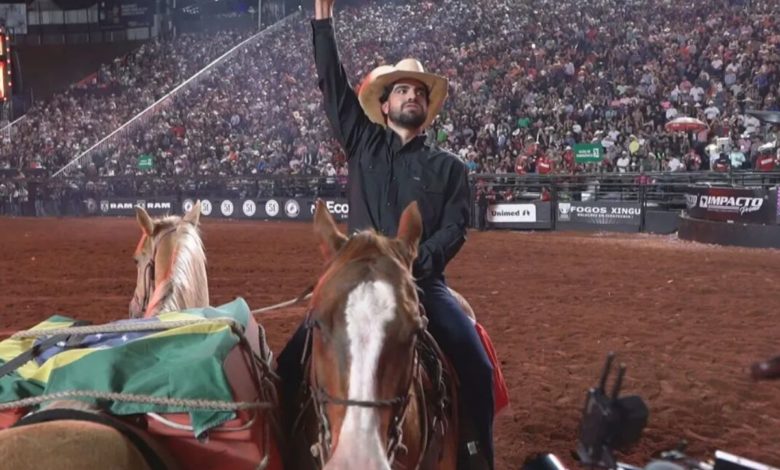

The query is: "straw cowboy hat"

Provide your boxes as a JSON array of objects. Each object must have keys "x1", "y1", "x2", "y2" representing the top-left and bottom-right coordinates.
[{"x1": 358, "y1": 58, "x2": 448, "y2": 130}]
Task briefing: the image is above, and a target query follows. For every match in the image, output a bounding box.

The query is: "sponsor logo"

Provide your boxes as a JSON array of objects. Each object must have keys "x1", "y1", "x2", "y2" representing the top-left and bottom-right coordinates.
[
  {"x1": 243, "y1": 200, "x2": 257, "y2": 217},
  {"x1": 145, "y1": 201, "x2": 171, "y2": 210},
  {"x1": 85, "y1": 198, "x2": 97, "y2": 214},
  {"x1": 136, "y1": 200, "x2": 146, "y2": 210},
  {"x1": 285, "y1": 199, "x2": 301, "y2": 218},
  {"x1": 221, "y1": 200, "x2": 234, "y2": 217},
  {"x1": 109, "y1": 202, "x2": 134, "y2": 210},
  {"x1": 570, "y1": 206, "x2": 641, "y2": 216},
  {"x1": 100, "y1": 200, "x2": 109, "y2": 213},
  {"x1": 182, "y1": 199, "x2": 195, "y2": 213},
  {"x1": 685, "y1": 194, "x2": 698, "y2": 209},
  {"x1": 486, "y1": 204, "x2": 536, "y2": 223},
  {"x1": 558, "y1": 202, "x2": 571, "y2": 222},
  {"x1": 201, "y1": 200, "x2": 213, "y2": 216},
  {"x1": 265, "y1": 199, "x2": 280, "y2": 217},
  {"x1": 699, "y1": 195, "x2": 763, "y2": 215},
  {"x1": 310, "y1": 200, "x2": 349, "y2": 216}
]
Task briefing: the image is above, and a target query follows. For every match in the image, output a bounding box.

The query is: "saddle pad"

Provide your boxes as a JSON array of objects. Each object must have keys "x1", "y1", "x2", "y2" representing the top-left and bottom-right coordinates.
[{"x1": 0, "y1": 298, "x2": 253, "y2": 437}]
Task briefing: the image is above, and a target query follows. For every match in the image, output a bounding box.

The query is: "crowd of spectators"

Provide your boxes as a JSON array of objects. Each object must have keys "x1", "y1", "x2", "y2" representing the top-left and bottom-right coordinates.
[{"x1": 3, "y1": 0, "x2": 780, "y2": 187}]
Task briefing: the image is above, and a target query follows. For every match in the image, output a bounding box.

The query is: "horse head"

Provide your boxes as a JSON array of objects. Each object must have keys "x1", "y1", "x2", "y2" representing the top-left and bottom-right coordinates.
[
  {"x1": 307, "y1": 199, "x2": 425, "y2": 470},
  {"x1": 129, "y1": 201, "x2": 209, "y2": 318}
]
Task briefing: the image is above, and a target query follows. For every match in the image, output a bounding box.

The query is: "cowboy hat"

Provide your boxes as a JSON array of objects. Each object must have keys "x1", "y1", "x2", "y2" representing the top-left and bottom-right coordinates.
[{"x1": 357, "y1": 58, "x2": 448, "y2": 130}]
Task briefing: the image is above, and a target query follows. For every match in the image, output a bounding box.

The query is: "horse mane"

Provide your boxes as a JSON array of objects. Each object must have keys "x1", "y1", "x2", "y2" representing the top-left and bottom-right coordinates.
[{"x1": 149, "y1": 215, "x2": 209, "y2": 315}]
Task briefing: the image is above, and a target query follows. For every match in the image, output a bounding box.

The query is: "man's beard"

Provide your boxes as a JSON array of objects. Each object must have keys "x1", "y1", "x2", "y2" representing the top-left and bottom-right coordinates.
[{"x1": 388, "y1": 105, "x2": 426, "y2": 129}]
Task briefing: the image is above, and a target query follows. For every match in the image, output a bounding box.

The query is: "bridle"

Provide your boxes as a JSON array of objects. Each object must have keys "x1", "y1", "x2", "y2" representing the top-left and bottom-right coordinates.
[
  {"x1": 137, "y1": 227, "x2": 179, "y2": 316},
  {"x1": 305, "y1": 309, "x2": 425, "y2": 468}
]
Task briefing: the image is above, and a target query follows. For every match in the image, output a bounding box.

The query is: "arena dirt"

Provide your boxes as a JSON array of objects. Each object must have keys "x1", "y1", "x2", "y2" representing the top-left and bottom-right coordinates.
[{"x1": 1, "y1": 217, "x2": 779, "y2": 469}]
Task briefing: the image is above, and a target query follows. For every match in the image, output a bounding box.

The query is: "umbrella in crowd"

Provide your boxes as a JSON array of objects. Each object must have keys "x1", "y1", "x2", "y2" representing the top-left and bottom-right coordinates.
[
  {"x1": 745, "y1": 110, "x2": 780, "y2": 125},
  {"x1": 664, "y1": 117, "x2": 709, "y2": 133}
]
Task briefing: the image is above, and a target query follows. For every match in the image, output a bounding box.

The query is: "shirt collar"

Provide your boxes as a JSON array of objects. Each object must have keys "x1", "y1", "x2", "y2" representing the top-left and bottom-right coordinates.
[{"x1": 386, "y1": 127, "x2": 428, "y2": 153}]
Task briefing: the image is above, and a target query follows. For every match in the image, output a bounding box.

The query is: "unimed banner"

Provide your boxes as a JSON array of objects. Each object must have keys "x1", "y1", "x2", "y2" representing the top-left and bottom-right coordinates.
[
  {"x1": 486, "y1": 202, "x2": 552, "y2": 229},
  {"x1": 185, "y1": 197, "x2": 349, "y2": 221},
  {"x1": 685, "y1": 186, "x2": 776, "y2": 224},
  {"x1": 86, "y1": 197, "x2": 177, "y2": 216},
  {"x1": 557, "y1": 201, "x2": 641, "y2": 226}
]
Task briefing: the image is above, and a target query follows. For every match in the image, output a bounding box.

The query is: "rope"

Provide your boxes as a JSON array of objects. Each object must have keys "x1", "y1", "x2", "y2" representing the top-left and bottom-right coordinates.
[
  {"x1": 250, "y1": 285, "x2": 314, "y2": 315},
  {"x1": 0, "y1": 390, "x2": 273, "y2": 411},
  {"x1": 9, "y1": 317, "x2": 242, "y2": 340}
]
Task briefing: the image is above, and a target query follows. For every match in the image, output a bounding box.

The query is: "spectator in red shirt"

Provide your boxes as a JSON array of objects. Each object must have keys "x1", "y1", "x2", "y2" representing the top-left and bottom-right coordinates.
[
  {"x1": 515, "y1": 154, "x2": 529, "y2": 175},
  {"x1": 536, "y1": 152, "x2": 553, "y2": 174},
  {"x1": 755, "y1": 149, "x2": 779, "y2": 171}
]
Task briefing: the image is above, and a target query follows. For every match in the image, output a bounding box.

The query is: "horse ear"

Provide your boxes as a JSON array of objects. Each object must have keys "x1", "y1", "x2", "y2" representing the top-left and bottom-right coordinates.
[
  {"x1": 183, "y1": 200, "x2": 201, "y2": 226},
  {"x1": 313, "y1": 199, "x2": 347, "y2": 259},
  {"x1": 397, "y1": 201, "x2": 423, "y2": 260},
  {"x1": 135, "y1": 206, "x2": 154, "y2": 237}
]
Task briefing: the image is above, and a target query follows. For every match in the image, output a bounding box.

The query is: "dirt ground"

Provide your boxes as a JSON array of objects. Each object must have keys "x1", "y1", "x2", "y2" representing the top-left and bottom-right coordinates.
[{"x1": 1, "y1": 216, "x2": 779, "y2": 470}]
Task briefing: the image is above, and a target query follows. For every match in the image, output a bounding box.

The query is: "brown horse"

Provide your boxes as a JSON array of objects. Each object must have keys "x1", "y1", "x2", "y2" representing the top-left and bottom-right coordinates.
[
  {"x1": 0, "y1": 201, "x2": 276, "y2": 470},
  {"x1": 130, "y1": 201, "x2": 209, "y2": 318},
  {"x1": 289, "y1": 200, "x2": 459, "y2": 470}
]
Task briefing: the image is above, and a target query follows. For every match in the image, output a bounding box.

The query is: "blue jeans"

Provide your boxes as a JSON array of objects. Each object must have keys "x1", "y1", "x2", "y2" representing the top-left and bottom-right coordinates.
[{"x1": 276, "y1": 275, "x2": 495, "y2": 468}]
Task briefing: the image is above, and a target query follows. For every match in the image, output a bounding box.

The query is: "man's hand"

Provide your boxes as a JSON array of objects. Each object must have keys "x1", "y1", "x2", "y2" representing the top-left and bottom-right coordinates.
[{"x1": 315, "y1": 0, "x2": 334, "y2": 19}]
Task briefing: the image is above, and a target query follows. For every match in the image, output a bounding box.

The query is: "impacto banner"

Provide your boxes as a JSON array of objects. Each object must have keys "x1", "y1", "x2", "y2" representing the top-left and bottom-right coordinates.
[
  {"x1": 685, "y1": 186, "x2": 775, "y2": 224},
  {"x1": 574, "y1": 143, "x2": 603, "y2": 163}
]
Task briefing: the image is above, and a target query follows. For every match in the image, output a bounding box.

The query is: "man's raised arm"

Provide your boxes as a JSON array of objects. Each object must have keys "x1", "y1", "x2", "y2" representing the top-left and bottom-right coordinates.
[{"x1": 312, "y1": 0, "x2": 373, "y2": 157}]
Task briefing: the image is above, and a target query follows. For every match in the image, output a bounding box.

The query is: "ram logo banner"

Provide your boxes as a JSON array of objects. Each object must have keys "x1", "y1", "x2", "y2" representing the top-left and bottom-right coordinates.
[
  {"x1": 685, "y1": 194, "x2": 698, "y2": 209},
  {"x1": 201, "y1": 200, "x2": 213, "y2": 216},
  {"x1": 265, "y1": 199, "x2": 280, "y2": 217},
  {"x1": 285, "y1": 199, "x2": 300, "y2": 218},
  {"x1": 136, "y1": 200, "x2": 146, "y2": 210},
  {"x1": 100, "y1": 200, "x2": 110, "y2": 213},
  {"x1": 182, "y1": 199, "x2": 195, "y2": 213}
]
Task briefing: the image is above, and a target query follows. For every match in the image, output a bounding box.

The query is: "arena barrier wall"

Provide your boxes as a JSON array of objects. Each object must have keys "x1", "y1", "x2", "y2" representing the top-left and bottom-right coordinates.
[
  {"x1": 186, "y1": 197, "x2": 349, "y2": 222},
  {"x1": 678, "y1": 186, "x2": 780, "y2": 248},
  {"x1": 678, "y1": 214, "x2": 780, "y2": 249}
]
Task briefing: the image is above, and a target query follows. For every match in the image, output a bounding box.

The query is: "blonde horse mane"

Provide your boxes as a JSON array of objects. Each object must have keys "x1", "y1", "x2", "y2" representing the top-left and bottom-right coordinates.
[
  {"x1": 132, "y1": 202, "x2": 209, "y2": 318},
  {"x1": 149, "y1": 215, "x2": 209, "y2": 315}
]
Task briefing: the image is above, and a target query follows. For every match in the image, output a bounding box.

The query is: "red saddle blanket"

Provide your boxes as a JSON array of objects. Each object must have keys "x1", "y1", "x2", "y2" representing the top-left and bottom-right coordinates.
[{"x1": 475, "y1": 322, "x2": 510, "y2": 415}]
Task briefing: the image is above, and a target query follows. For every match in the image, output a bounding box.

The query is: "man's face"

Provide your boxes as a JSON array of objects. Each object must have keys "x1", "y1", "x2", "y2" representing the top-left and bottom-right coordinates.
[{"x1": 381, "y1": 79, "x2": 429, "y2": 130}]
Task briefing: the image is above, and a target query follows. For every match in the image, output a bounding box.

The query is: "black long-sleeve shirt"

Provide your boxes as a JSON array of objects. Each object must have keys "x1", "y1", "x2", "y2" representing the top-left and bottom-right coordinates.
[{"x1": 312, "y1": 18, "x2": 469, "y2": 280}]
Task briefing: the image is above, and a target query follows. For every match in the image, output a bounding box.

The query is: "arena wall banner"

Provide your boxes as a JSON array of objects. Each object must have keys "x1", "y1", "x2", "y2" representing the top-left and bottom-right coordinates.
[
  {"x1": 556, "y1": 201, "x2": 641, "y2": 231},
  {"x1": 486, "y1": 202, "x2": 552, "y2": 229},
  {"x1": 185, "y1": 197, "x2": 349, "y2": 222},
  {"x1": 87, "y1": 197, "x2": 177, "y2": 216},
  {"x1": 684, "y1": 186, "x2": 776, "y2": 224}
]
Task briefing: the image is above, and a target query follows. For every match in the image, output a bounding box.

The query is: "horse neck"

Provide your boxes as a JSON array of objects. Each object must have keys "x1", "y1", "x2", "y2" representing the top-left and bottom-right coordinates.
[{"x1": 145, "y1": 227, "x2": 209, "y2": 317}]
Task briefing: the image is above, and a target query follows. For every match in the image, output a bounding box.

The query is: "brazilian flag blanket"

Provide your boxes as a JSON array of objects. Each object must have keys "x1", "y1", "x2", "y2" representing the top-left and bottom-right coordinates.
[{"x1": 0, "y1": 298, "x2": 254, "y2": 437}]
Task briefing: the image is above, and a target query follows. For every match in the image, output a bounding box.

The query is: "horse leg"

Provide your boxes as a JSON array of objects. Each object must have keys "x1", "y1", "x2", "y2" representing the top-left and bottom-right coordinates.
[{"x1": 0, "y1": 420, "x2": 155, "y2": 470}]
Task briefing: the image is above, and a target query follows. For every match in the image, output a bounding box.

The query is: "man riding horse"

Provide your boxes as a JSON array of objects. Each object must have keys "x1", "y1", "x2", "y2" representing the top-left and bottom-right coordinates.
[{"x1": 276, "y1": 0, "x2": 495, "y2": 467}]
